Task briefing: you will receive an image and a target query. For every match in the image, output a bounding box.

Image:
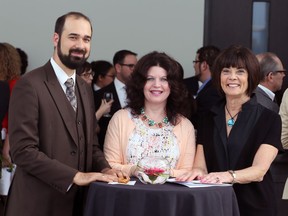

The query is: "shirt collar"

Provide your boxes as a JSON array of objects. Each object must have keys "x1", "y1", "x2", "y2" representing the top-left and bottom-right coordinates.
[
  {"x1": 258, "y1": 84, "x2": 275, "y2": 101},
  {"x1": 114, "y1": 77, "x2": 125, "y2": 91},
  {"x1": 50, "y1": 57, "x2": 76, "y2": 86},
  {"x1": 93, "y1": 83, "x2": 101, "y2": 91}
]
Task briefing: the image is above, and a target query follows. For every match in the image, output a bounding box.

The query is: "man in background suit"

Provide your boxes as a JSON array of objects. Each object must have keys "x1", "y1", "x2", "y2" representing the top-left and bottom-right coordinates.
[
  {"x1": 190, "y1": 45, "x2": 223, "y2": 129},
  {"x1": 94, "y1": 50, "x2": 137, "y2": 149},
  {"x1": 256, "y1": 52, "x2": 288, "y2": 216},
  {"x1": 255, "y1": 52, "x2": 285, "y2": 113},
  {"x1": 183, "y1": 47, "x2": 203, "y2": 97},
  {"x1": 5, "y1": 12, "x2": 123, "y2": 216}
]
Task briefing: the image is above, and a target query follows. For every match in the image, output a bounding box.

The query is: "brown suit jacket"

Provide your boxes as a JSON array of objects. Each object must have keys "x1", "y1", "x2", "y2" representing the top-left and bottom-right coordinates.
[{"x1": 5, "y1": 61, "x2": 110, "y2": 216}]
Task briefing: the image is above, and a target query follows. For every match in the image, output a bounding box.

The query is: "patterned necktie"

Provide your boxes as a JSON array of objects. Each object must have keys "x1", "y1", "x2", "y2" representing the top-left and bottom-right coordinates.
[{"x1": 64, "y1": 78, "x2": 77, "y2": 111}]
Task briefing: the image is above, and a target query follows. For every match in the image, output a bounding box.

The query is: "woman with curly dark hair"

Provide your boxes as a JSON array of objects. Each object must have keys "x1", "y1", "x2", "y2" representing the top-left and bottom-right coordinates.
[{"x1": 104, "y1": 51, "x2": 196, "y2": 177}]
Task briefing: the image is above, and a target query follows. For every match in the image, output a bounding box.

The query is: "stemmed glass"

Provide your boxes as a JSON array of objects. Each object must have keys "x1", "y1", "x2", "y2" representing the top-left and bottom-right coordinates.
[{"x1": 103, "y1": 92, "x2": 113, "y2": 117}]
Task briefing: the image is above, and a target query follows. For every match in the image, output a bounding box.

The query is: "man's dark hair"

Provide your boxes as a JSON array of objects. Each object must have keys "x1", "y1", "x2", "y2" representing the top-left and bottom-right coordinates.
[
  {"x1": 16, "y1": 48, "x2": 28, "y2": 75},
  {"x1": 54, "y1": 11, "x2": 92, "y2": 37},
  {"x1": 113, "y1": 50, "x2": 137, "y2": 65},
  {"x1": 197, "y1": 45, "x2": 220, "y2": 69}
]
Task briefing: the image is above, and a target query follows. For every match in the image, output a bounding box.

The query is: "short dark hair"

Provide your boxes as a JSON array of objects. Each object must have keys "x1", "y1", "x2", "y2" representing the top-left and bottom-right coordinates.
[
  {"x1": 91, "y1": 60, "x2": 113, "y2": 82},
  {"x1": 126, "y1": 51, "x2": 191, "y2": 125},
  {"x1": 54, "y1": 11, "x2": 92, "y2": 37},
  {"x1": 212, "y1": 45, "x2": 260, "y2": 97},
  {"x1": 76, "y1": 61, "x2": 91, "y2": 75},
  {"x1": 197, "y1": 45, "x2": 220, "y2": 69},
  {"x1": 16, "y1": 48, "x2": 28, "y2": 75},
  {"x1": 112, "y1": 50, "x2": 137, "y2": 65}
]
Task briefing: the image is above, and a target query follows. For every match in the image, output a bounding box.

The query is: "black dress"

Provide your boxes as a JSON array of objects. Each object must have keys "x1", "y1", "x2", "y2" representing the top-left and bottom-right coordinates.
[{"x1": 197, "y1": 96, "x2": 282, "y2": 216}]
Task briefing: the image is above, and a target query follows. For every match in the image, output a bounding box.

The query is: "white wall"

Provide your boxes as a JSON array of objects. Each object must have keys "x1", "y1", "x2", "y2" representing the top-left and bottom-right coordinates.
[{"x1": 0, "y1": 1, "x2": 204, "y2": 78}]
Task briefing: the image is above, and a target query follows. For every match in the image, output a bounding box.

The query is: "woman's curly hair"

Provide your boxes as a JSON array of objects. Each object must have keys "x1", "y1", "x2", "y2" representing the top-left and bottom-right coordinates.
[
  {"x1": 126, "y1": 51, "x2": 191, "y2": 125},
  {"x1": 0, "y1": 43, "x2": 21, "y2": 81}
]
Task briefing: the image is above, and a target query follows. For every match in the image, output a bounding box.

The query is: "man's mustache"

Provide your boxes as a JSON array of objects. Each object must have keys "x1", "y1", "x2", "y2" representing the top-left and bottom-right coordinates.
[{"x1": 70, "y1": 48, "x2": 86, "y2": 55}]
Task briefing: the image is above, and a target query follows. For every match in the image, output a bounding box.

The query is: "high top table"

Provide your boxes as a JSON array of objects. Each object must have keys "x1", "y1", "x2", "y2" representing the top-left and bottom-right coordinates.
[{"x1": 84, "y1": 179, "x2": 240, "y2": 216}]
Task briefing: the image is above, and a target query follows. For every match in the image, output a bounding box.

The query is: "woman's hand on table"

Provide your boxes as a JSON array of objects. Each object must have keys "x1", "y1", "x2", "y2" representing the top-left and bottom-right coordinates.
[
  {"x1": 175, "y1": 168, "x2": 206, "y2": 182},
  {"x1": 199, "y1": 171, "x2": 233, "y2": 184}
]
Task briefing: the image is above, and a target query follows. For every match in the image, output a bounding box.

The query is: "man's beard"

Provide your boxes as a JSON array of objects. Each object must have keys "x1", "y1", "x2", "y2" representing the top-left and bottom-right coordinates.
[{"x1": 57, "y1": 42, "x2": 89, "y2": 69}]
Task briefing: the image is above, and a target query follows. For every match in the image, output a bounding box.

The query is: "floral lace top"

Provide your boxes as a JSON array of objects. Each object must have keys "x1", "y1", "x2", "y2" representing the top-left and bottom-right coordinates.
[{"x1": 126, "y1": 113, "x2": 180, "y2": 168}]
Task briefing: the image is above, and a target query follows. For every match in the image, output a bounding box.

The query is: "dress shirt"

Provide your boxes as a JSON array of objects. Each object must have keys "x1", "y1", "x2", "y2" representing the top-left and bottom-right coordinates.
[
  {"x1": 114, "y1": 78, "x2": 126, "y2": 108},
  {"x1": 51, "y1": 58, "x2": 76, "y2": 191},
  {"x1": 196, "y1": 77, "x2": 211, "y2": 97},
  {"x1": 50, "y1": 58, "x2": 76, "y2": 93},
  {"x1": 258, "y1": 84, "x2": 275, "y2": 101},
  {"x1": 93, "y1": 83, "x2": 101, "y2": 91}
]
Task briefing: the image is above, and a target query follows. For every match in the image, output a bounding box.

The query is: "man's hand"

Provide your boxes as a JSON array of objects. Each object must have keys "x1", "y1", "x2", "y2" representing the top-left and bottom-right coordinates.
[
  {"x1": 73, "y1": 172, "x2": 118, "y2": 186},
  {"x1": 101, "y1": 168, "x2": 130, "y2": 180}
]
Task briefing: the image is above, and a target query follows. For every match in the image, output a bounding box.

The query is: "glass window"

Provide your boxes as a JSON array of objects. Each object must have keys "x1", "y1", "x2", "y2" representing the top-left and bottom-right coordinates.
[{"x1": 252, "y1": 2, "x2": 270, "y2": 54}]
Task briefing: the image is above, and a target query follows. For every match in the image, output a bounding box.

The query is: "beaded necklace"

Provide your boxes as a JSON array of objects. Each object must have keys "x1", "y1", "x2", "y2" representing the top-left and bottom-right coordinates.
[{"x1": 140, "y1": 108, "x2": 169, "y2": 128}]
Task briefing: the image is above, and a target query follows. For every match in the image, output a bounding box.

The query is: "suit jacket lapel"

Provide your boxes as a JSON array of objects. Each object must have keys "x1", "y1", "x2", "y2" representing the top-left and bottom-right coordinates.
[
  {"x1": 257, "y1": 87, "x2": 271, "y2": 101},
  {"x1": 43, "y1": 62, "x2": 78, "y2": 146}
]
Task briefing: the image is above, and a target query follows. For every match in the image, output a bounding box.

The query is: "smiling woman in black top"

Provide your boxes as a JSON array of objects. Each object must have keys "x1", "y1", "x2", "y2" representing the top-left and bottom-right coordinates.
[{"x1": 178, "y1": 45, "x2": 283, "y2": 216}]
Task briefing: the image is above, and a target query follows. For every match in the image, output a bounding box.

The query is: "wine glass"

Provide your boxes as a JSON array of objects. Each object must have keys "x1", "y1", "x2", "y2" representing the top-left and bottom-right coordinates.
[{"x1": 103, "y1": 92, "x2": 113, "y2": 117}]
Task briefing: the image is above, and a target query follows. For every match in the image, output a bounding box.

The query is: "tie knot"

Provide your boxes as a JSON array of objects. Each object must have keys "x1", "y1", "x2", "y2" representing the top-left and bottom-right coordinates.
[{"x1": 65, "y1": 78, "x2": 74, "y2": 88}]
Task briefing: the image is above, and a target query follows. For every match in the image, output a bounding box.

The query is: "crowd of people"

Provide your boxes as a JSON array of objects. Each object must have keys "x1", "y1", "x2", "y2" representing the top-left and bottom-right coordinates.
[{"x1": 0, "y1": 11, "x2": 288, "y2": 216}]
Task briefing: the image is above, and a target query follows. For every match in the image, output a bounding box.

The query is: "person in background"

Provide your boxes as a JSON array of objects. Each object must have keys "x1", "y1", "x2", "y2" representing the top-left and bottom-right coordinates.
[
  {"x1": 91, "y1": 60, "x2": 115, "y2": 92},
  {"x1": 255, "y1": 52, "x2": 288, "y2": 216},
  {"x1": 16, "y1": 48, "x2": 28, "y2": 75},
  {"x1": 77, "y1": 61, "x2": 113, "y2": 130},
  {"x1": 94, "y1": 50, "x2": 137, "y2": 149},
  {"x1": 189, "y1": 45, "x2": 223, "y2": 129},
  {"x1": 280, "y1": 89, "x2": 288, "y2": 149},
  {"x1": 5, "y1": 12, "x2": 124, "y2": 216},
  {"x1": 104, "y1": 51, "x2": 195, "y2": 177},
  {"x1": 183, "y1": 47, "x2": 203, "y2": 97},
  {"x1": 255, "y1": 52, "x2": 285, "y2": 113},
  {"x1": 0, "y1": 81, "x2": 9, "y2": 145},
  {"x1": 178, "y1": 45, "x2": 282, "y2": 216},
  {"x1": 0, "y1": 42, "x2": 22, "y2": 167},
  {"x1": 0, "y1": 80, "x2": 9, "y2": 214},
  {"x1": 76, "y1": 61, "x2": 94, "y2": 85}
]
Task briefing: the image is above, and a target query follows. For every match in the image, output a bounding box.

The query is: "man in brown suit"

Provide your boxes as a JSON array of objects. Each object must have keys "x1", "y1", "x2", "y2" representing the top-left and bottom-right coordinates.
[{"x1": 5, "y1": 12, "x2": 124, "y2": 216}]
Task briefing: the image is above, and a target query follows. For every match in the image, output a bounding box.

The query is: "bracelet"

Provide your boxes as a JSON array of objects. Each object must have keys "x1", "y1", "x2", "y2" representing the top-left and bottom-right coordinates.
[{"x1": 228, "y1": 170, "x2": 236, "y2": 184}]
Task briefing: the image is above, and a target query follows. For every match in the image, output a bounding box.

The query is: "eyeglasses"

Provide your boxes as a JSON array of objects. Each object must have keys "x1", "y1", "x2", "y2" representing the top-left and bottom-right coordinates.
[
  {"x1": 120, "y1": 63, "x2": 135, "y2": 69},
  {"x1": 81, "y1": 71, "x2": 95, "y2": 78},
  {"x1": 270, "y1": 70, "x2": 287, "y2": 76},
  {"x1": 193, "y1": 60, "x2": 201, "y2": 64},
  {"x1": 273, "y1": 70, "x2": 286, "y2": 74}
]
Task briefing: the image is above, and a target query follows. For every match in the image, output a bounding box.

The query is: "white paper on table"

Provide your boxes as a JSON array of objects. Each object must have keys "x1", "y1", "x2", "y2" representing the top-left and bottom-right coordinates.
[
  {"x1": 108, "y1": 180, "x2": 136, "y2": 186},
  {"x1": 166, "y1": 178, "x2": 231, "y2": 188}
]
